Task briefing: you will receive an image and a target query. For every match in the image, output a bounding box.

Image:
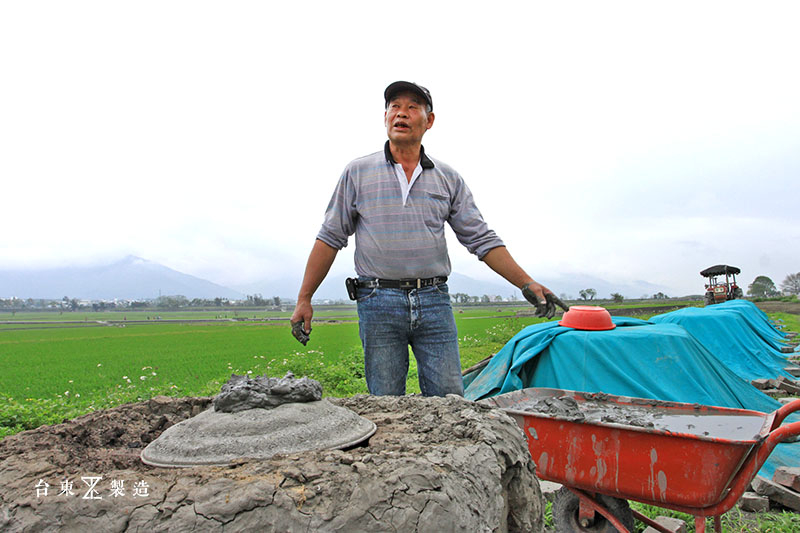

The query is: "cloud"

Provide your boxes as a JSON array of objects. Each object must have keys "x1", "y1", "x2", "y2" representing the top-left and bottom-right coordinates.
[{"x1": 2, "y1": 2, "x2": 799, "y2": 298}]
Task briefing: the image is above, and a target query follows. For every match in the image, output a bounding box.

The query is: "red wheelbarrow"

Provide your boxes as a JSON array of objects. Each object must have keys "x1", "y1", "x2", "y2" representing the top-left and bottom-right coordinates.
[{"x1": 482, "y1": 388, "x2": 800, "y2": 533}]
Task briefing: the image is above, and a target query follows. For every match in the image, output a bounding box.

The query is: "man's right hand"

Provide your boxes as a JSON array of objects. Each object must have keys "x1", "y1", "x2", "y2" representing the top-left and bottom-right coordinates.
[{"x1": 290, "y1": 300, "x2": 313, "y2": 345}]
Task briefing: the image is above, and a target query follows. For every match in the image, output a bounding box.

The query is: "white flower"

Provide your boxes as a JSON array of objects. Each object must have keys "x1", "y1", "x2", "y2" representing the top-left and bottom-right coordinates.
[
  {"x1": 97, "y1": 363, "x2": 102, "y2": 367},
  {"x1": 140, "y1": 376, "x2": 146, "y2": 381}
]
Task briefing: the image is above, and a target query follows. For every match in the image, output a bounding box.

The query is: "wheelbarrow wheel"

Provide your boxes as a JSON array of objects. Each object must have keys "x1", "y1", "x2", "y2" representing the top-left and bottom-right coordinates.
[{"x1": 552, "y1": 487, "x2": 634, "y2": 532}]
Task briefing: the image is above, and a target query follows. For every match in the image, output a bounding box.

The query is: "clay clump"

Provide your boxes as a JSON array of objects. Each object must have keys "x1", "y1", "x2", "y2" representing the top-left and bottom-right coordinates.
[{"x1": 213, "y1": 371, "x2": 322, "y2": 413}]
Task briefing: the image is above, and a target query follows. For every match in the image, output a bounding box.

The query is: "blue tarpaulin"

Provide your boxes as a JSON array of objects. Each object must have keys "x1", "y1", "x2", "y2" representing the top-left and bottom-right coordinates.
[
  {"x1": 704, "y1": 300, "x2": 790, "y2": 351},
  {"x1": 650, "y1": 306, "x2": 798, "y2": 382},
  {"x1": 463, "y1": 316, "x2": 800, "y2": 477}
]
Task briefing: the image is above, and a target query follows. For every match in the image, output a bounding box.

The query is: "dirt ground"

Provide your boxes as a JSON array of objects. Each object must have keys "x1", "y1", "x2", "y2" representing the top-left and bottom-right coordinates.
[
  {"x1": 0, "y1": 394, "x2": 543, "y2": 532},
  {"x1": 756, "y1": 301, "x2": 800, "y2": 315}
]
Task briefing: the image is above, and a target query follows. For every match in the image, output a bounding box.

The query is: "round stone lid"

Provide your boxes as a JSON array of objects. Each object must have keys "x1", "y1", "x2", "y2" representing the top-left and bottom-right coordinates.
[{"x1": 141, "y1": 399, "x2": 376, "y2": 468}]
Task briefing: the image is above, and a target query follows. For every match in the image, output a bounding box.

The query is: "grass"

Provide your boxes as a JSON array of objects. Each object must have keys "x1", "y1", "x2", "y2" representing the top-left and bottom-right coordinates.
[
  {"x1": 541, "y1": 499, "x2": 800, "y2": 532},
  {"x1": 628, "y1": 502, "x2": 800, "y2": 532},
  {"x1": 3, "y1": 304, "x2": 800, "y2": 531},
  {"x1": 0, "y1": 308, "x2": 358, "y2": 324},
  {"x1": 1, "y1": 302, "x2": 793, "y2": 437},
  {"x1": 771, "y1": 312, "x2": 800, "y2": 337},
  {"x1": 0, "y1": 308, "x2": 548, "y2": 437}
]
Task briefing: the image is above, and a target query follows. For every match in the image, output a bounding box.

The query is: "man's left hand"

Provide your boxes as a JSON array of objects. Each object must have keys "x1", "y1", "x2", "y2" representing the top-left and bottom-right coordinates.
[{"x1": 522, "y1": 283, "x2": 570, "y2": 319}]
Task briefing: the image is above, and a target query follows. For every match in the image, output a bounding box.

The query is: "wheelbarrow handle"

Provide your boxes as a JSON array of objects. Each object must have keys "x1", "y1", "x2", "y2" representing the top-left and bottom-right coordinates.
[
  {"x1": 703, "y1": 416, "x2": 800, "y2": 518},
  {"x1": 770, "y1": 398, "x2": 800, "y2": 428},
  {"x1": 766, "y1": 420, "x2": 800, "y2": 445}
]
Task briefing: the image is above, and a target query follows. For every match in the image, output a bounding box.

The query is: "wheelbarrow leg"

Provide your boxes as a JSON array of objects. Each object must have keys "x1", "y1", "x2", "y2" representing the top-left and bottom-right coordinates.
[
  {"x1": 695, "y1": 516, "x2": 705, "y2": 533},
  {"x1": 693, "y1": 514, "x2": 722, "y2": 533}
]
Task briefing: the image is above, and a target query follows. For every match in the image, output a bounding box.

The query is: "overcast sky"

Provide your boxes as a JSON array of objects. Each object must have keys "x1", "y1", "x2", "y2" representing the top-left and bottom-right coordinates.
[{"x1": 2, "y1": 1, "x2": 798, "y2": 297}]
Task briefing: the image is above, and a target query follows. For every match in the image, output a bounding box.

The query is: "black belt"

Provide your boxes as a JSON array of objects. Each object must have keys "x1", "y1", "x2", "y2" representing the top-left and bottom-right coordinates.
[{"x1": 357, "y1": 276, "x2": 447, "y2": 290}]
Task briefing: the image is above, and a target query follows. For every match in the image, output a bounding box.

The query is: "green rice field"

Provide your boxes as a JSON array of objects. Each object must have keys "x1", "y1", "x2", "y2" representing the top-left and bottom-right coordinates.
[
  {"x1": 0, "y1": 306, "x2": 544, "y2": 437},
  {"x1": 2, "y1": 303, "x2": 795, "y2": 440}
]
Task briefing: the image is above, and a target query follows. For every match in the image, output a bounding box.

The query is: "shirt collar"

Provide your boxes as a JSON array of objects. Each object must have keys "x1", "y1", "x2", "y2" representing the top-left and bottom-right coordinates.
[{"x1": 384, "y1": 140, "x2": 435, "y2": 169}]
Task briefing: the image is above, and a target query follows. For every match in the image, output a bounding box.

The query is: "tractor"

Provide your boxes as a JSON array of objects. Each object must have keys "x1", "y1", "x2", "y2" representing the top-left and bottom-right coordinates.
[{"x1": 701, "y1": 264, "x2": 744, "y2": 305}]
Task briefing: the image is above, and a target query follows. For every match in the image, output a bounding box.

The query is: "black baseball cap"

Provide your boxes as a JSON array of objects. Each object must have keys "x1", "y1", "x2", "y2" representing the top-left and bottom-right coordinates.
[{"x1": 384, "y1": 81, "x2": 433, "y2": 111}]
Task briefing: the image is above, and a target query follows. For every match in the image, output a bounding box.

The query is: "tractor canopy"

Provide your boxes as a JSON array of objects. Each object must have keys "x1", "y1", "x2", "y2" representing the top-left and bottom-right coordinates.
[{"x1": 700, "y1": 264, "x2": 741, "y2": 278}]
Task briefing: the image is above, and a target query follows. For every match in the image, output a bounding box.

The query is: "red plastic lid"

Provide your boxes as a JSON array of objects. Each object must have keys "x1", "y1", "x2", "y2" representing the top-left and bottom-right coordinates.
[{"x1": 558, "y1": 306, "x2": 616, "y2": 331}]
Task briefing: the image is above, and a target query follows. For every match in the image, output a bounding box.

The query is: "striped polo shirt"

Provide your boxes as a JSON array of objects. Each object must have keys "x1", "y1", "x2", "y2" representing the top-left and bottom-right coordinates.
[{"x1": 317, "y1": 142, "x2": 504, "y2": 279}]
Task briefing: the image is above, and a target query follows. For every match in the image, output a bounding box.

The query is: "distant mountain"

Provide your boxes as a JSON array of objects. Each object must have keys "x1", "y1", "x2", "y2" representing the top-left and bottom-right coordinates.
[
  {"x1": 238, "y1": 272, "x2": 517, "y2": 302},
  {"x1": 540, "y1": 273, "x2": 671, "y2": 301},
  {"x1": 234, "y1": 272, "x2": 511, "y2": 302},
  {"x1": 0, "y1": 256, "x2": 244, "y2": 300},
  {"x1": 448, "y1": 272, "x2": 671, "y2": 301},
  {"x1": 0, "y1": 255, "x2": 675, "y2": 301},
  {"x1": 234, "y1": 273, "x2": 350, "y2": 302},
  {"x1": 234, "y1": 270, "x2": 673, "y2": 302}
]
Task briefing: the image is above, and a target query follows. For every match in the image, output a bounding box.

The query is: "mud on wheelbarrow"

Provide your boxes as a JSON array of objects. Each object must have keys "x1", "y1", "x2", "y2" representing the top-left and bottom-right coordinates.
[{"x1": 481, "y1": 388, "x2": 800, "y2": 533}]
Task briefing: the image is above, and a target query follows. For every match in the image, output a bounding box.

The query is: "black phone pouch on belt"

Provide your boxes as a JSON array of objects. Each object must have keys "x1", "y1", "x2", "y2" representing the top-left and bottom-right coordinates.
[{"x1": 345, "y1": 278, "x2": 358, "y2": 301}]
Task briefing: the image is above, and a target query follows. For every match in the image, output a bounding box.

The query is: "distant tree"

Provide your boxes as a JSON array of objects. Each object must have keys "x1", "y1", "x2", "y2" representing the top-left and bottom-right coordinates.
[
  {"x1": 579, "y1": 288, "x2": 597, "y2": 301},
  {"x1": 481, "y1": 294, "x2": 490, "y2": 303},
  {"x1": 652, "y1": 292, "x2": 669, "y2": 300},
  {"x1": 69, "y1": 298, "x2": 79, "y2": 311},
  {"x1": 458, "y1": 293, "x2": 471, "y2": 304},
  {"x1": 781, "y1": 273, "x2": 800, "y2": 295},
  {"x1": 611, "y1": 293, "x2": 624, "y2": 304},
  {"x1": 245, "y1": 294, "x2": 269, "y2": 306},
  {"x1": 157, "y1": 295, "x2": 188, "y2": 308},
  {"x1": 748, "y1": 276, "x2": 779, "y2": 298},
  {"x1": 272, "y1": 296, "x2": 281, "y2": 307},
  {"x1": 494, "y1": 295, "x2": 503, "y2": 302}
]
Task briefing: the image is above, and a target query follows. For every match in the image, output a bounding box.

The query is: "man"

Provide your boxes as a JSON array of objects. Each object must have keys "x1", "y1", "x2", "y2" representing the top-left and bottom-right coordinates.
[{"x1": 291, "y1": 81, "x2": 566, "y2": 397}]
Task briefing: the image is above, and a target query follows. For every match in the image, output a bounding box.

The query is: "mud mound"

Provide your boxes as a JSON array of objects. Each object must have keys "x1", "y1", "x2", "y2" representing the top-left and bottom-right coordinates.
[
  {"x1": 0, "y1": 395, "x2": 543, "y2": 532},
  {"x1": 0, "y1": 396, "x2": 212, "y2": 473}
]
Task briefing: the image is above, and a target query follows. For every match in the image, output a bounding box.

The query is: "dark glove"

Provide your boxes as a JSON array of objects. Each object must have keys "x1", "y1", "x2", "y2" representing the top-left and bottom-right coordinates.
[
  {"x1": 522, "y1": 285, "x2": 570, "y2": 319},
  {"x1": 291, "y1": 321, "x2": 311, "y2": 346}
]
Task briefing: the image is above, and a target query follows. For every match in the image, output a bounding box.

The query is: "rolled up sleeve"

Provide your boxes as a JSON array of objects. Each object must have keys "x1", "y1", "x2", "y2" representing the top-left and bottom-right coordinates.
[
  {"x1": 447, "y1": 177, "x2": 504, "y2": 259},
  {"x1": 316, "y1": 171, "x2": 358, "y2": 250}
]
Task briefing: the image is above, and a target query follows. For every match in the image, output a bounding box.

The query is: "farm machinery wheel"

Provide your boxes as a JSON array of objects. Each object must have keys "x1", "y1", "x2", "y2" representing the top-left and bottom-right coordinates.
[
  {"x1": 552, "y1": 487, "x2": 634, "y2": 533},
  {"x1": 704, "y1": 293, "x2": 714, "y2": 306}
]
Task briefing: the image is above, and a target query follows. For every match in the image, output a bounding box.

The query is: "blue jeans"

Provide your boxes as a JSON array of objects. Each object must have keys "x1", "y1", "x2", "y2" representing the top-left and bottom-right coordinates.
[{"x1": 356, "y1": 281, "x2": 464, "y2": 397}]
